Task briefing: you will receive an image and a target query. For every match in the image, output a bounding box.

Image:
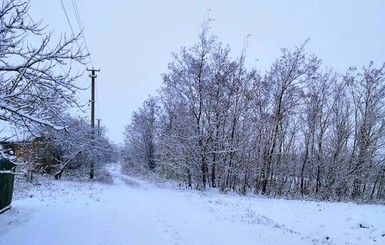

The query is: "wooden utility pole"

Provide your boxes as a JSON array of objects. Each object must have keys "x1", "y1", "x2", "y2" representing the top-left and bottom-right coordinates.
[{"x1": 87, "y1": 68, "x2": 100, "y2": 179}]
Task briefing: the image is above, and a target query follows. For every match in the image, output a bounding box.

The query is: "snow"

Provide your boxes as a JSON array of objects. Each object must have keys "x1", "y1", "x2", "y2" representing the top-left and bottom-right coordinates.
[{"x1": 1, "y1": 163, "x2": 384, "y2": 245}]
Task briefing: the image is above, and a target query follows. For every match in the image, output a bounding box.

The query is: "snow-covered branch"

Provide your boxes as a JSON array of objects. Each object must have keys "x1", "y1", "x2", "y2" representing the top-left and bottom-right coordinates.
[{"x1": 0, "y1": 0, "x2": 88, "y2": 132}]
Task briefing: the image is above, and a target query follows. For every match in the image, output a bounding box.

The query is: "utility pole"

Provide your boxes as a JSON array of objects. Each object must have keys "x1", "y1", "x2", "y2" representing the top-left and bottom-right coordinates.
[{"x1": 87, "y1": 68, "x2": 100, "y2": 179}]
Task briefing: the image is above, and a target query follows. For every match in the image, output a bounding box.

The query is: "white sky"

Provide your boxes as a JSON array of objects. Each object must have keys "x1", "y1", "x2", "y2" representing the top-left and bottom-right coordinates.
[{"x1": 27, "y1": 0, "x2": 385, "y2": 144}]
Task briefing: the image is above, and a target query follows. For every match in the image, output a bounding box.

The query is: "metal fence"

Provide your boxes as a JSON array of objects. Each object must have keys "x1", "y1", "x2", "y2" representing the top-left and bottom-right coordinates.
[{"x1": 0, "y1": 158, "x2": 15, "y2": 213}]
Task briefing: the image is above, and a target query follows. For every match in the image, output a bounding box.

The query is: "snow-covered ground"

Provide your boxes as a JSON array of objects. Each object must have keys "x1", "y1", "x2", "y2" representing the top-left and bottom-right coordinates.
[{"x1": 1, "y1": 163, "x2": 384, "y2": 245}]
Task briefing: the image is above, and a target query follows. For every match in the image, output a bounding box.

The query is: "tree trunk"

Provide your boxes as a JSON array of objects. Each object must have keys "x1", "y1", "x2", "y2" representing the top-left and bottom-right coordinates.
[{"x1": 54, "y1": 151, "x2": 82, "y2": 180}]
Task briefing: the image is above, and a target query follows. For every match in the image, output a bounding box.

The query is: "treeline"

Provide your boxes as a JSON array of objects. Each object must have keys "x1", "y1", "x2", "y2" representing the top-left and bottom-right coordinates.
[{"x1": 124, "y1": 23, "x2": 385, "y2": 202}]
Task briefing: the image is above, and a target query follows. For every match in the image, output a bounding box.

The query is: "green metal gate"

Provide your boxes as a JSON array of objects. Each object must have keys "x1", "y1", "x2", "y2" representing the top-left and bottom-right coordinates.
[{"x1": 0, "y1": 158, "x2": 15, "y2": 213}]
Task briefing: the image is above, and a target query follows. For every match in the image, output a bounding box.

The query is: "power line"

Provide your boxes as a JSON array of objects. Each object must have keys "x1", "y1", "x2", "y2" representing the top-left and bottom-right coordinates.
[
  {"x1": 59, "y1": 0, "x2": 98, "y2": 118},
  {"x1": 70, "y1": 0, "x2": 94, "y2": 67},
  {"x1": 59, "y1": 0, "x2": 83, "y2": 55},
  {"x1": 59, "y1": 0, "x2": 76, "y2": 39},
  {"x1": 71, "y1": 0, "x2": 83, "y2": 29}
]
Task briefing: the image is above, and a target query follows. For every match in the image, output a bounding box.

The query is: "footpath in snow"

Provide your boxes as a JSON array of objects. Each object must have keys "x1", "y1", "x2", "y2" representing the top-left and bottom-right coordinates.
[{"x1": 0, "y1": 163, "x2": 384, "y2": 245}]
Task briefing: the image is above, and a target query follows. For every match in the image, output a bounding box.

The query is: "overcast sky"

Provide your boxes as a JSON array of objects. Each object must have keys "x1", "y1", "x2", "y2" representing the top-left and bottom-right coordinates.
[{"x1": 27, "y1": 0, "x2": 385, "y2": 144}]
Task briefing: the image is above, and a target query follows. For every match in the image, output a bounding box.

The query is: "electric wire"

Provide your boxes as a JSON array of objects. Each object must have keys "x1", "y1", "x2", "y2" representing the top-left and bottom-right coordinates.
[
  {"x1": 71, "y1": 0, "x2": 83, "y2": 28},
  {"x1": 71, "y1": 0, "x2": 94, "y2": 68},
  {"x1": 59, "y1": 0, "x2": 98, "y2": 118},
  {"x1": 59, "y1": 0, "x2": 84, "y2": 59},
  {"x1": 70, "y1": 0, "x2": 99, "y2": 116}
]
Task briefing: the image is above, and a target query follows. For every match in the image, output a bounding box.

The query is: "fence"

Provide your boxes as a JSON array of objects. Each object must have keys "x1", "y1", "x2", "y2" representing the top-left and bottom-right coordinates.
[{"x1": 0, "y1": 158, "x2": 15, "y2": 213}]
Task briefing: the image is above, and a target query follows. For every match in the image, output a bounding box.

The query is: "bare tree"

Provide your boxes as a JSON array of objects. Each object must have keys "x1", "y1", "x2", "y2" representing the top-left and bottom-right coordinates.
[
  {"x1": 298, "y1": 70, "x2": 335, "y2": 196},
  {"x1": 346, "y1": 62, "x2": 385, "y2": 199},
  {"x1": 124, "y1": 97, "x2": 159, "y2": 171},
  {"x1": 259, "y1": 43, "x2": 321, "y2": 195},
  {"x1": 160, "y1": 21, "x2": 217, "y2": 189},
  {"x1": 0, "y1": 0, "x2": 87, "y2": 132}
]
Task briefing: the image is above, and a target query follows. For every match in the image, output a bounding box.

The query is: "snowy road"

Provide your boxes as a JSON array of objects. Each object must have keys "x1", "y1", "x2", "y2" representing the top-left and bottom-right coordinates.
[{"x1": 1, "y1": 163, "x2": 385, "y2": 245}]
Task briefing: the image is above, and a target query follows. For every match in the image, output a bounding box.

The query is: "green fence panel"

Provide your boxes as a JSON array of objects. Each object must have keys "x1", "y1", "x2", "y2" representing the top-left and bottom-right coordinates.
[{"x1": 0, "y1": 158, "x2": 15, "y2": 211}]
